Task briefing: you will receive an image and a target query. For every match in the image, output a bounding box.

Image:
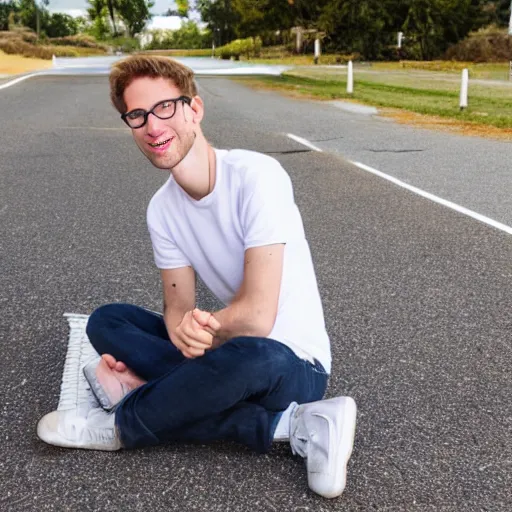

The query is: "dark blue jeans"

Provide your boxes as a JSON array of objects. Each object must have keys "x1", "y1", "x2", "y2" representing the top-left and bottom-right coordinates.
[{"x1": 86, "y1": 303, "x2": 328, "y2": 453}]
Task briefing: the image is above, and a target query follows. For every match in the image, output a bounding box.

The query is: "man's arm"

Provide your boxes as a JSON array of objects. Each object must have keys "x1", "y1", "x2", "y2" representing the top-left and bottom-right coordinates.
[
  {"x1": 208, "y1": 243, "x2": 284, "y2": 343},
  {"x1": 161, "y1": 266, "x2": 196, "y2": 342}
]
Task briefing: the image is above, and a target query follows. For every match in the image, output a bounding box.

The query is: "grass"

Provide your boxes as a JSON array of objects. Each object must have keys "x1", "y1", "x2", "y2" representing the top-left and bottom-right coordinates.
[
  {"x1": 0, "y1": 49, "x2": 53, "y2": 74},
  {"x1": 234, "y1": 72, "x2": 512, "y2": 137}
]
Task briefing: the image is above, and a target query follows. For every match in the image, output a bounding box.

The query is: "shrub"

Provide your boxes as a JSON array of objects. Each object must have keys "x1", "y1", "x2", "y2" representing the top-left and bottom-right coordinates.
[
  {"x1": 217, "y1": 37, "x2": 262, "y2": 60},
  {"x1": 106, "y1": 36, "x2": 140, "y2": 53},
  {"x1": 0, "y1": 36, "x2": 106, "y2": 59},
  {"x1": 443, "y1": 26, "x2": 512, "y2": 62},
  {"x1": 49, "y1": 34, "x2": 107, "y2": 50}
]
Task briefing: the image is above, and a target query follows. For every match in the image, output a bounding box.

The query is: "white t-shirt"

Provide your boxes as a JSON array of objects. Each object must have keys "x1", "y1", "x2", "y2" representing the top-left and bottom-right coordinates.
[{"x1": 147, "y1": 149, "x2": 331, "y2": 373}]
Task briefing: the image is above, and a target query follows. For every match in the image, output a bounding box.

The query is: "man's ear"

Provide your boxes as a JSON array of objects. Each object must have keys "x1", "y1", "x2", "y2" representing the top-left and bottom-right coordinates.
[{"x1": 189, "y1": 96, "x2": 204, "y2": 123}]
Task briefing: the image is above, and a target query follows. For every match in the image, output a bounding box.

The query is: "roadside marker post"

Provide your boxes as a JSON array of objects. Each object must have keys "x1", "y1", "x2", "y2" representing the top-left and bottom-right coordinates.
[
  {"x1": 347, "y1": 60, "x2": 354, "y2": 94},
  {"x1": 459, "y1": 68, "x2": 468, "y2": 110},
  {"x1": 314, "y1": 39, "x2": 321, "y2": 65}
]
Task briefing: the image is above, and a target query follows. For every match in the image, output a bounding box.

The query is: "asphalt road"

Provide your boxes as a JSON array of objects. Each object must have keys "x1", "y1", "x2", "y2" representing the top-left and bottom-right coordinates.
[{"x1": 1, "y1": 75, "x2": 511, "y2": 511}]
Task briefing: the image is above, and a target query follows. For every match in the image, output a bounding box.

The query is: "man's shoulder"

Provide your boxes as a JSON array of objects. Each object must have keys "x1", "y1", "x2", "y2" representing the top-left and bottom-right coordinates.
[
  {"x1": 221, "y1": 149, "x2": 287, "y2": 184},
  {"x1": 147, "y1": 176, "x2": 174, "y2": 219},
  {"x1": 222, "y1": 149, "x2": 281, "y2": 172}
]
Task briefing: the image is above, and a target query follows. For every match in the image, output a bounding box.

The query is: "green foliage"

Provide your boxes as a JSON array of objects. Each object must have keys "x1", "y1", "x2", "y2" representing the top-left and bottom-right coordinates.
[
  {"x1": 1, "y1": 0, "x2": 79, "y2": 38},
  {"x1": 105, "y1": 35, "x2": 141, "y2": 52},
  {"x1": 218, "y1": 36, "x2": 263, "y2": 60},
  {"x1": 195, "y1": 0, "x2": 510, "y2": 61},
  {"x1": 86, "y1": 5, "x2": 112, "y2": 40},
  {"x1": 146, "y1": 20, "x2": 211, "y2": 50},
  {"x1": 0, "y1": 1, "x2": 19, "y2": 31},
  {"x1": 176, "y1": 0, "x2": 190, "y2": 17},
  {"x1": 197, "y1": 0, "x2": 238, "y2": 45},
  {"x1": 45, "y1": 13, "x2": 79, "y2": 38},
  {"x1": 87, "y1": 0, "x2": 153, "y2": 38},
  {"x1": 117, "y1": 0, "x2": 153, "y2": 37}
]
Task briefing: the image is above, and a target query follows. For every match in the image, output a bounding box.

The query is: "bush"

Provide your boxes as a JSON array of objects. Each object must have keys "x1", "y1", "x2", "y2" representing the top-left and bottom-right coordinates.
[
  {"x1": 443, "y1": 26, "x2": 512, "y2": 62},
  {"x1": 0, "y1": 36, "x2": 106, "y2": 59},
  {"x1": 106, "y1": 36, "x2": 140, "y2": 53},
  {"x1": 217, "y1": 37, "x2": 262, "y2": 60},
  {"x1": 49, "y1": 34, "x2": 107, "y2": 50}
]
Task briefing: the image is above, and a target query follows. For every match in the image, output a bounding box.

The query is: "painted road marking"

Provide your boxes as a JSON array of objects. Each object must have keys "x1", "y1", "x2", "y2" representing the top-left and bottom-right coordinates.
[
  {"x1": 287, "y1": 133, "x2": 512, "y2": 235},
  {"x1": 0, "y1": 72, "x2": 41, "y2": 91},
  {"x1": 286, "y1": 133, "x2": 323, "y2": 152}
]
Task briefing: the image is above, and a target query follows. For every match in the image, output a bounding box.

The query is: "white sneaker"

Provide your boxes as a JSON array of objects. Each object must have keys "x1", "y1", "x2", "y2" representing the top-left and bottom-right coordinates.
[
  {"x1": 290, "y1": 396, "x2": 357, "y2": 499},
  {"x1": 37, "y1": 406, "x2": 121, "y2": 451}
]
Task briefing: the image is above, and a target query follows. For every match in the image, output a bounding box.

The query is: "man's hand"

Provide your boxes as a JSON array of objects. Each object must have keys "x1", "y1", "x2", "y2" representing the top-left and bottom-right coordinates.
[{"x1": 174, "y1": 308, "x2": 221, "y2": 359}]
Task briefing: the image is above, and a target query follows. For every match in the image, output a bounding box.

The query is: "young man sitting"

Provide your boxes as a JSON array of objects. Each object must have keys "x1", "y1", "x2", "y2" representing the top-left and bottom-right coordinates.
[{"x1": 37, "y1": 56, "x2": 357, "y2": 499}]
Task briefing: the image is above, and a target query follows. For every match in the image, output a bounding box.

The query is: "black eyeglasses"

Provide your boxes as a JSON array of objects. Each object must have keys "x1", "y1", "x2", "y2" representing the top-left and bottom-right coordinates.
[{"x1": 121, "y1": 96, "x2": 192, "y2": 129}]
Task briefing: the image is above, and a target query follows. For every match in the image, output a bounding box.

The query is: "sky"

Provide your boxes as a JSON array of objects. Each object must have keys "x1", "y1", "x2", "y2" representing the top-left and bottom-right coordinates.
[
  {"x1": 47, "y1": 1, "x2": 192, "y2": 30},
  {"x1": 48, "y1": 0, "x2": 173, "y2": 17}
]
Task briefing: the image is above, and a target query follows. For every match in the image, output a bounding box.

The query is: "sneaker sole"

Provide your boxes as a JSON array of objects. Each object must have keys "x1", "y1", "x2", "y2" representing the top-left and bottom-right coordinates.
[
  {"x1": 310, "y1": 396, "x2": 357, "y2": 499},
  {"x1": 37, "y1": 411, "x2": 121, "y2": 451}
]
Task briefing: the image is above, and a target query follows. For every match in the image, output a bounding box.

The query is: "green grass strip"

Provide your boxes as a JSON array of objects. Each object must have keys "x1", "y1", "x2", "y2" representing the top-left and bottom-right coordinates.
[{"x1": 239, "y1": 74, "x2": 512, "y2": 130}]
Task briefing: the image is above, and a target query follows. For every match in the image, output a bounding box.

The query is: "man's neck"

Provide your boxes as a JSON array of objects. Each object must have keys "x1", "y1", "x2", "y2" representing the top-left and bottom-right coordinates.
[{"x1": 171, "y1": 135, "x2": 215, "y2": 201}]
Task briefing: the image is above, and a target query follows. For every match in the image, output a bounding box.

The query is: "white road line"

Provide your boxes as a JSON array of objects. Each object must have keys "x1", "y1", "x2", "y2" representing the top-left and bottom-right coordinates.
[
  {"x1": 352, "y1": 161, "x2": 512, "y2": 235},
  {"x1": 0, "y1": 72, "x2": 42, "y2": 91},
  {"x1": 285, "y1": 133, "x2": 511, "y2": 235},
  {"x1": 286, "y1": 133, "x2": 323, "y2": 152}
]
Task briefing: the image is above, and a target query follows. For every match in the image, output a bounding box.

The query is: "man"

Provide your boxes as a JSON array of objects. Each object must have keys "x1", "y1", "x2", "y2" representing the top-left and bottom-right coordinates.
[{"x1": 37, "y1": 56, "x2": 357, "y2": 499}]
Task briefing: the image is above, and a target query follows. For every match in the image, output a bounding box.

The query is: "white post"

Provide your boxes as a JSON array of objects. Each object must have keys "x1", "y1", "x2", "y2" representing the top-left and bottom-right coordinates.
[
  {"x1": 212, "y1": 42, "x2": 215, "y2": 58},
  {"x1": 314, "y1": 38, "x2": 321, "y2": 65},
  {"x1": 52, "y1": 54, "x2": 56, "y2": 67},
  {"x1": 397, "y1": 32, "x2": 403, "y2": 48},
  {"x1": 296, "y1": 28, "x2": 302, "y2": 53},
  {"x1": 459, "y1": 68, "x2": 469, "y2": 110},
  {"x1": 347, "y1": 60, "x2": 354, "y2": 94},
  {"x1": 509, "y1": 1, "x2": 512, "y2": 35}
]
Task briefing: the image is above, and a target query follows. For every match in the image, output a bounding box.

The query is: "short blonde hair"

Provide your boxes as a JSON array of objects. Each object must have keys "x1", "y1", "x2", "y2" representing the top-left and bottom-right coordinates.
[{"x1": 109, "y1": 55, "x2": 198, "y2": 113}]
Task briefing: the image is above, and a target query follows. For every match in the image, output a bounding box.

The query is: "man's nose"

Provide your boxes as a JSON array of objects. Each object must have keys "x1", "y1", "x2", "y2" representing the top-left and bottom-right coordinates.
[{"x1": 145, "y1": 112, "x2": 164, "y2": 134}]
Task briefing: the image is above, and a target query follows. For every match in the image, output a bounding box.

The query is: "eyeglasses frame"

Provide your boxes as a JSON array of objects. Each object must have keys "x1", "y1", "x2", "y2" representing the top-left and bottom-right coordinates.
[{"x1": 121, "y1": 95, "x2": 192, "y2": 129}]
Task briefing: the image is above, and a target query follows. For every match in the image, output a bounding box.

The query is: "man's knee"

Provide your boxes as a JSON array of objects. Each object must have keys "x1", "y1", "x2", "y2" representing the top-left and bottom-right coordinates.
[
  {"x1": 86, "y1": 303, "x2": 132, "y2": 339},
  {"x1": 214, "y1": 336, "x2": 294, "y2": 374}
]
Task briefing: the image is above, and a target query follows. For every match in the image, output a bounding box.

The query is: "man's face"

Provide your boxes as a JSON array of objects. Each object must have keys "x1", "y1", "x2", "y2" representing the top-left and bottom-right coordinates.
[{"x1": 123, "y1": 76, "x2": 198, "y2": 170}]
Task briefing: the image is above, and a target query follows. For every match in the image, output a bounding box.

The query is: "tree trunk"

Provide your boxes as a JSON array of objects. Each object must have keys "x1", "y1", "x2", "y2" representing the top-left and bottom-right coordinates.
[{"x1": 107, "y1": 0, "x2": 118, "y2": 36}]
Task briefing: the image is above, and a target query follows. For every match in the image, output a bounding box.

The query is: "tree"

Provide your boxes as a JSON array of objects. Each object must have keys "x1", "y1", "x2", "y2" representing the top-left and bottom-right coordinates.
[
  {"x1": 87, "y1": 0, "x2": 112, "y2": 39},
  {"x1": 87, "y1": 0, "x2": 154, "y2": 38},
  {"x1": 16, "y1": 0, "x2": 50, "y2": 37},
  {"x1": 105, "y1": 0, "x2": 119, "y2": 36},
  {"x1": 176, "y1": 0, "x2": 189, "y2": 17},
  {"x1": 0, "y1": 1, "x2": 20, "y2": 31},
  {"x1": 197, "y1": 0, "x2": 238, "y2": 45},
  {"x1": 315, "y1": 0, "x2": 398, "y2": 59},
  {"x1": 147, "y1": 19, "x2": 211, "y2": 49},
  {"x1": 118, "y1": 0, "x2": 154, "y2": 37},
  {"x1": 46, "y1": 12, "x2": 79, "y2": 37}
]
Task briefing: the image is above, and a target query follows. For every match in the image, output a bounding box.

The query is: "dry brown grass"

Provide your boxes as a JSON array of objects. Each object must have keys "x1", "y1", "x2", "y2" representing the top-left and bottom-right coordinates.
[
  {"x1": 379, "y1": 108, "x2": 512, "y2": 141},
  {"x1": 0, "y1": 50, "x2": 52, "y2": 74}
]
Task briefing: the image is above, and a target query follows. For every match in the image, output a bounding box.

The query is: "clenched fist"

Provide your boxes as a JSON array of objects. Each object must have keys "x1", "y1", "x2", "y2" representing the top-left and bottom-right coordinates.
[{"x1": 173, "y1": 308, "x2": 221, "y2": 359}]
